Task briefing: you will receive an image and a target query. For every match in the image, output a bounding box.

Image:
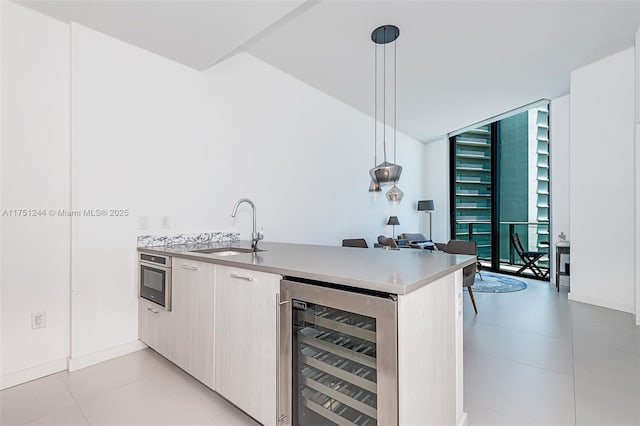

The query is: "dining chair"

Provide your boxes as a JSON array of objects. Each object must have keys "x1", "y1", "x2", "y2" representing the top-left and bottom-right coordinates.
[
  {"x1": 342, "y1": 238, "x2": 369, "y2": 248},
  {"x1": 435, "y1": 240, "x2": 478, "y2": 314}
]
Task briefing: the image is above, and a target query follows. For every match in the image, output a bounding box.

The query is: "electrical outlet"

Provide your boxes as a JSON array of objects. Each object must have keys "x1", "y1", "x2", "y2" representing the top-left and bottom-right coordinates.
[
  {"x1": 160, "y1": 216, "x2": 170, "y2": 229},
  {"x1": 31, "y1": 311, "x2": 46, "y2": 330},
  {"x1": 137, "y1": 216, "x2": 148, "y2": 230}
]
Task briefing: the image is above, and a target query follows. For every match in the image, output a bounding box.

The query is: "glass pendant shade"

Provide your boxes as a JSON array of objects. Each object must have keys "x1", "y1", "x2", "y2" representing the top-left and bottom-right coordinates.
[
  {"x1": 369, "y1": 179, "x2": 381, "y2": 202},
  {"x1": 386, "y1": 184, "x2": 404, "y2": 205},
  {"x1": 369, "y1": 161, "x2": 403, "y2": 185}
]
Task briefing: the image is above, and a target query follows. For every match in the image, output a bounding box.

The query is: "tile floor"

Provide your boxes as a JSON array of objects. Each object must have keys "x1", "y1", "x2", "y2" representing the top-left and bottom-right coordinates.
[
  {"x1": 0, "y1": 349, "x2": 258, "y2": 426},
  {"x1": 463, "y1": 276, "x2": 640, "y2": 426},
  {"x1": 1, "y1": 275, "x2": 639, "y2": 425}
]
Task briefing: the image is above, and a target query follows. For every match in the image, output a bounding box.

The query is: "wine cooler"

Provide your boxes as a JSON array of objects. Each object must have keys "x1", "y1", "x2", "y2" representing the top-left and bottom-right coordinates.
[{"x1": 279, "y1": 278, "x2": 398, "y2": 426}]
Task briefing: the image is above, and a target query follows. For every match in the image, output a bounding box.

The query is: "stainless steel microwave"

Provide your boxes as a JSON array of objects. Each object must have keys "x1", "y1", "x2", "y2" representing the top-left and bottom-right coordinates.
[{"x1": 139, "y1": 252, "x2": 172, "y2": 311}]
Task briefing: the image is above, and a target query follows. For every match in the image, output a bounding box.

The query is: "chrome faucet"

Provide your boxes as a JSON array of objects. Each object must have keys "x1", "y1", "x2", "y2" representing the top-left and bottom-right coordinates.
[{"x1": 231, "y1": 198, "x2": 263, "y2": 251}]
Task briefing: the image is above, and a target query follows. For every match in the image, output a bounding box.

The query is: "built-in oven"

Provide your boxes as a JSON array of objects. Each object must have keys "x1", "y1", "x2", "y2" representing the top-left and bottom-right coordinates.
[{"x1": 139, "y1": 252, "x2": 172, "y2": 311}]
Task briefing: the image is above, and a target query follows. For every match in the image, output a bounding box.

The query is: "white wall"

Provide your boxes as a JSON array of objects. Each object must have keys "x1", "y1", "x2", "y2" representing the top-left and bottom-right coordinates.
[
  {"x1": 423, "y1": 137, "x2": 450, "y2": 243},
  {"x1": 635, "y1": 28, "x2": 640, "y2": 325},
  {"x1": 201, "y1": 53, "x2": 425, "y2": 244},
  {"x1": 550, "y1": 95, "x2": 570, "y2": 285},
  {"x1": 69, "y1": 24, "x2": 426, "y2": 362},
  {"x1": 1, "y1": 0, "x2": 4, "y2": 385},
  {"x1": 0, "y1": 2, "x2": 71, "y2": 387},
  {"x1": 569, "y1": 48, "x2": 635, "y2": 313},
  {"x1": 636, "y1": 28, "x2": 640, "y2": 124},
  {"x1": 69, "y1": 23, "x2": 209, "y2": 362}
]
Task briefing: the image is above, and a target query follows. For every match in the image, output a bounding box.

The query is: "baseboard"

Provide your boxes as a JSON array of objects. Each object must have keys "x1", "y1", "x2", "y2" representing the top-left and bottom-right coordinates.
[
  {"x1": 457, "y1": 411, "x2": 468, "y2": 426},
  {"x1": 568, "y1": 293, "x2": 634, "y2": 314},
  {"x1": 0, "y1": 358, "x2": 67, "y2": 390},
  {"x1": 67, "y1": 339, "x2": 147, "y2": 372}
]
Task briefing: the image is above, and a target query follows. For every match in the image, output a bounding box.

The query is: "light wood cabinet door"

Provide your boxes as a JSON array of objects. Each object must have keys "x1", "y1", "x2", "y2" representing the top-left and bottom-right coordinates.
[
  {"x1": 139, "y1": 298, "x2": 170, "y2": 357},
  {"x1": 169, "y1": 259, "x2": 216, "y2": 389},
  {"x1": 214, "y1": 265, "x2": 280, "y2": 426}
]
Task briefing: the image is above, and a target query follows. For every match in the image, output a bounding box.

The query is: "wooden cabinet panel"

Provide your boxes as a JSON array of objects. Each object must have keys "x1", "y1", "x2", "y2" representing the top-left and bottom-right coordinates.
[
  {"x1": 138, "y1": 298, "x2": 169, "y2": 357},
  {"x1": 214, "y1": 265, "x2": 280, "y2": 426},
  {"x1": 169, "y1": 259, "x2": 216, "y2": 389}
]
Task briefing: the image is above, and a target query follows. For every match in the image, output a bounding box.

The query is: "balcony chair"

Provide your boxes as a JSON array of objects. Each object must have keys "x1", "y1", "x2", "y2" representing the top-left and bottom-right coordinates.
[
  {"x1": 511, "y1": 232, "x2": 549, "y2": 278},
  {"x1": 434, "y1": 240, "x2": 479, "y2": 314}
]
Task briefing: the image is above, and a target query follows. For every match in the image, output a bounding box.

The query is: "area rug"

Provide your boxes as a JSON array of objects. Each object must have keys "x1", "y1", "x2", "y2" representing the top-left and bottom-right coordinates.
[{"x1": 470, "y1": 271, "x2": 527, "y2": 293}]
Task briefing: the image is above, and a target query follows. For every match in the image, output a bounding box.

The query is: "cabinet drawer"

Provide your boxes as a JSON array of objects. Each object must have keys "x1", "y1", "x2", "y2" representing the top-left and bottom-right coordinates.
[{"x1": 138, "y1": 299, "x2": 169, "y2": 357}]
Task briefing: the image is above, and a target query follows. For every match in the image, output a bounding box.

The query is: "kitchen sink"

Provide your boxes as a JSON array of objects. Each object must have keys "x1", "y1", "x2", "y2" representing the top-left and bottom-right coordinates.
[{"x1": 189, "y1": 247, "x2": 264, "y2": 255}]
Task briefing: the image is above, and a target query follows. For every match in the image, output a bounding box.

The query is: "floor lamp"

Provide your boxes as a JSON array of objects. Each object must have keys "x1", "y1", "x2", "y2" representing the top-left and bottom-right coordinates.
[{"x1": 417, "y1": 200, "x2": 435, "y2": 240}]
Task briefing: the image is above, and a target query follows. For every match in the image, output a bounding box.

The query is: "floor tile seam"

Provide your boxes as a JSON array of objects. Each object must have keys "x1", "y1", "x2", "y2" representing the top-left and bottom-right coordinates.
[
  {"x1": 465, "y1": 322, "x2": 574, "y2": 344},
  {"x1": 18, "y1": 405, "x2": 91, "y2": 426},
  {"x1": 208, "y1": 408, "x2": 253, "y2": 425},
  {"x1": 75, "y1": 369, "x2": 207, "y2": 409},
  {"x1": 70, "y1": 373, "x2": 158, "y2": 412},
  {"x1": 571, "y1": 374, "x2": 640, "y2": 396},
  {"x1": 571, "y1": 338, "x2": 640, "y2": 358},
  {"x1": 569, "y1": 306, "x2": 578, "y2": 426},
  {"x1": 466, "y1": 307, "x2": 490, "y2": 321},
  {"x1": 481, "y1": 301, "x2": 572, "y2": 311},
  {"x1": 474, "y1": 289, "x2": 501, "y2": 312},
  {"x1": 55, "y1": 374, "x2": 93, "y2": 426},
  {"x1": 463, "y1": 395, "x2": 562, "y2": 426},
  {"x1": 59, "y1": 354, "x2": 170, "y2": 402},
  {"x1": 463, "y1": 401, "x2": 535, "y2": 425},
  {"x1": 472, "y1": 319, "x2": 573, "y2": 342},
  {"x1": 11, "y1": 375, "x2": 84, "y2": 426},
  {"x1": 571, "y1": 317, "x2": 640, "y2": 331},
  {"x1": 462, "y1": 347, "x2": 573, "y2": 376},
  {"x1": 463, "y1": 312, "x2": 486, "y2": 323},
  {"x1": 573, "y1": 376, "x2": 640, "y2": 396},
  {"x1": 464, "y1": 349, "x2": 575, "y2": 379}
]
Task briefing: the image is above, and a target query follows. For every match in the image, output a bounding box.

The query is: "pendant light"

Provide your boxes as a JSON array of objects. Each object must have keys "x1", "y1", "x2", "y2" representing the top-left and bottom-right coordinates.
[
  {"x1": 368, "y1": 50, "x2": 382, "y2": 197},
  {"x1": 386, "y1": 184, "x2": 404, "y2": 205},
  {"x1": 368, "y1": 25, "x2": 404, "y2": 205}
]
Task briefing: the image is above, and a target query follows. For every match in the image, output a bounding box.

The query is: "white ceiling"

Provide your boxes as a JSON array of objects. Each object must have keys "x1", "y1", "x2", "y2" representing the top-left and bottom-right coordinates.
[
  {"x1": 16, "y1": 0, "x2": 308, "y2": 70},
  {"x1": 16, "y1": 0, "x2": 640, "y2": 142},
  {"x1": 247, "y1": 1, "x2": 640, "y2": 142}
]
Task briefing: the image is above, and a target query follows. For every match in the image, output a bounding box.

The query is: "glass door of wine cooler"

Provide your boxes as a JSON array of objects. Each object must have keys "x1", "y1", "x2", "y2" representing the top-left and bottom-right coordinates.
[{"x1": 279, "y1": 279, "x2": 397, "y2": 426}]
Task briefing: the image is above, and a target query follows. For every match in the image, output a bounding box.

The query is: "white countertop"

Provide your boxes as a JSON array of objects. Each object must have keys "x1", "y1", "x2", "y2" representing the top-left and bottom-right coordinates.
[{"x1": 139, "y1": 241, "x2": 475, "y2": 295}]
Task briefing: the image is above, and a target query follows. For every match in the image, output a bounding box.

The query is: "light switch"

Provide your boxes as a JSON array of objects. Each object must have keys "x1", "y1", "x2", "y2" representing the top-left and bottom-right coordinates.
[
  {"x1": 160, "y1": 216, "x2": 170, "y2": 229},
  {"x1": 137, "y1": 216, "x2": 148, "y2": 230}
]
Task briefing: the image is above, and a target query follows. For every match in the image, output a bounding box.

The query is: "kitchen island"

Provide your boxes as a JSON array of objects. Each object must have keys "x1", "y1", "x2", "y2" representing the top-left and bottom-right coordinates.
[{"x1": 138, "y1": 241, "x2": 474, "y2": 426}]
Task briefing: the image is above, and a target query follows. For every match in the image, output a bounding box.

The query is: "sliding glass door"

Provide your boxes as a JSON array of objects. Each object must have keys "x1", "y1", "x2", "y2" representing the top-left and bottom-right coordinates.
[{"x1": 450, "y1": 103, "x2": 550, "y2": 278}]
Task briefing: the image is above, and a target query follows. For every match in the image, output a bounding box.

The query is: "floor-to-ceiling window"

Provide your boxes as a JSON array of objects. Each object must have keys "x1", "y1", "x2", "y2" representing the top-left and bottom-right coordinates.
[{"x1": 450, "y1": 102, "x2": 550, "y2": 279}]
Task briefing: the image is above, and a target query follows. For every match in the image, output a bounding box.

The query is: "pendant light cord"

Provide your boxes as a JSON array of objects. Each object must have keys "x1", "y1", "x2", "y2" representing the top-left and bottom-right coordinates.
[
  {"x1": 393, "y1": 37, "x2": 397, "y2": 165},
  {"x1": 382, "y1": 27, "x2": 387, "y2": 164},
  {"x1": 374, "y1": 43, "x2": 377, "y2": 166}
]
